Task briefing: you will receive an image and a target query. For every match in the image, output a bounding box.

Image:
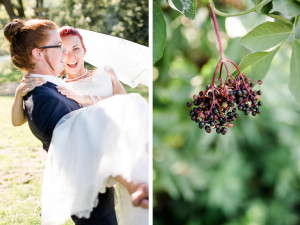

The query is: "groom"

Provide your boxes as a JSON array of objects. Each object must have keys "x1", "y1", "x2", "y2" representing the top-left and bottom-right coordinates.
[
  {"x1": 5, "y1": 19, "x2": 147, "y2": 224},
  {"x1": 15, "y1": 20, "x2": 118, "y2": 225}
]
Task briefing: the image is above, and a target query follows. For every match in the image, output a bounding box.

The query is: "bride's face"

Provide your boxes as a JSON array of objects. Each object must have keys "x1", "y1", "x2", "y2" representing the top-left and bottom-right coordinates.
[{"x1": 62, "y1": 35, "x2": 86, "y2": 76}]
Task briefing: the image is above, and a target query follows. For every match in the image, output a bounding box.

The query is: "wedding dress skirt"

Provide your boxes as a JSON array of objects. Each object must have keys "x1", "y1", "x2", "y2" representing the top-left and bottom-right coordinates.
[{"x1": 41, "y1": 93, "x2": 149, "y2": 225}]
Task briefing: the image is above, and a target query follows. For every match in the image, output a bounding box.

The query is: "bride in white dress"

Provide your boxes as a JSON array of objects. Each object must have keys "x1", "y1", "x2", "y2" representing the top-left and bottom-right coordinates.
[
  {"x1": 11, "y1": 26, "x2": 149, "y2": 225},
  {"x1": 42, "y1": 68, "x2": 149, "y2": 225}
]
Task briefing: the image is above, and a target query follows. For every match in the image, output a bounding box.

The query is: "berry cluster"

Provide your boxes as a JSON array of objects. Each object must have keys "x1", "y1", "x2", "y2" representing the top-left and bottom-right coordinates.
[
  {"x1": 188, "y1": 70, "x2": 262, "y2": 134},
  {"x1": 187, "y1": 3, "x2": 263, "y2": 135}
]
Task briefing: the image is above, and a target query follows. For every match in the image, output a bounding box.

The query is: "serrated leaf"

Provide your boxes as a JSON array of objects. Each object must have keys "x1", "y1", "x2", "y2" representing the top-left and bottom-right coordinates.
[
  {"x1": 240, "y1": 22, "x2": 292, "y2": 51},
  {"x1": 237, "y1": 48, "x2": 279, "y2": 80},
  {"x1": 289, "y1": 39, "x2": 300, "y2": 103},
  {"x1": 167, "y1": 0, "x2": 197, "y2": 19},
  {"x1": 271, "y1": 0, "x2": 300, "y2": 17},
  {"x1": 153, "y1": 2, "x2": 167, "y2": 65}
]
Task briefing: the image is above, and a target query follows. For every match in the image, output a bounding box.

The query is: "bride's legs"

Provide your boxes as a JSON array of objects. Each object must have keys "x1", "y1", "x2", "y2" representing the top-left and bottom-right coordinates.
[{"x1": 114, "y1": 175, "x2": 149, "y2": 209}]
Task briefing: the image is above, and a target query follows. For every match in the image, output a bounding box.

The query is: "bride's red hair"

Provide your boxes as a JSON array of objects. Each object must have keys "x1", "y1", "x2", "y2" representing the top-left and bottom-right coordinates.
[{"x1": 59, "y1": 26, "x2": 87, "y2": 52}]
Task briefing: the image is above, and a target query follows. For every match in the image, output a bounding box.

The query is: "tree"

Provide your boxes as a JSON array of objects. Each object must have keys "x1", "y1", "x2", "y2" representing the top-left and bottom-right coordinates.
[
  {"x1": 0, "y1": 0, "x2": 25, "y2": 20},
  {"x1": 49, "y1": 0, "x2": 148, "y2": 46}
]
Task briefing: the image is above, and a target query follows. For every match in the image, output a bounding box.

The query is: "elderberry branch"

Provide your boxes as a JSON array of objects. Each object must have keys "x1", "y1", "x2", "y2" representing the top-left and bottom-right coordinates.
[
  {"x1": 211, "y1": 0, "x2": 272, "y2": 17},
  {"x1": 187, "y1": 0, "x2": 264, "y2": 135},
  {"x1": 208, "y1": 3, "x2": 225, "y2": 60},
  {"x1": 211, "y1": 59, "x2": 222, "y2": 86}
]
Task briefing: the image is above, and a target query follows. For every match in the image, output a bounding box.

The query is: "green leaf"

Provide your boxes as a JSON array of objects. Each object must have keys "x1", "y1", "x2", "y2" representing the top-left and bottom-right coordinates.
[
  {"x1": 289, "y1": 39, "x2": 300, "y2": 103},
  {"x1": 240, "y1": 22, "x2": 292, "y2": 51},
  {"x1": 261, "y1": 3, "x2": 293, "y2": 24},
  {"x1": 153, "y1": 2, "x2": 167, "y2": 65},
  {"x1": 266, "y1": 14, "x2": 293, "y2": 25},
  {"x1": 167, "y1": 0, "x2": 197, "y2": 19},
  {"x1": 237, "y1": 48, "x2": 279, "y2": 80},
  {"x1": 271, "y1": 0, "x2": 300, "y2": 17},
  {"x1": 260, "y1": 1, "x2": 273, "y2": 14}
]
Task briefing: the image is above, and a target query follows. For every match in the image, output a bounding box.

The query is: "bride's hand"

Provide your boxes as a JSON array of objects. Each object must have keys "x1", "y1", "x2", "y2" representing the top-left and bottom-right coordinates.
[
  {"x1": 16, "y1": 74, "x2": 46, "y2": 97},
  {"x1": 56, "y1": 87, "x2": 92, "y2": 106}
]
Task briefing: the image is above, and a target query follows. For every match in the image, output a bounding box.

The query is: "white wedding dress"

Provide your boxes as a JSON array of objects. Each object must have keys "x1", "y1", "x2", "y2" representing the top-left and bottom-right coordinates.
[{"x1": 41, "y1": 68, "x2": 149, "y2": 225}]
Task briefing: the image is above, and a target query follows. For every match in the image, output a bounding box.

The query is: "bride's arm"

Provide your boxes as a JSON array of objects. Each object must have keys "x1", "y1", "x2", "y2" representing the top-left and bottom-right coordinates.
[
  {"x1": 107, "y1": 68, "x2": 126, "y2": 95},
  {"x1": 11, "y1": 92, "x2": 27, "y2": 126},
  {"x1": 56, "y1": 87, "x2": 111, "y2": 107},
  {"x1": 57, "y1": 67, "x2": 127, "y2": 107},
  {"x1": 11, "y1": 75, "x2": 45, "y2": 126}
]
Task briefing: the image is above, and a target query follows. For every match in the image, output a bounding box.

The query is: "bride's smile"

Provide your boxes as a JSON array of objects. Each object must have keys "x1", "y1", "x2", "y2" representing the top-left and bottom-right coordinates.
[{"x1": 67, "y1": 62, "x2": 78, "y2": 68}]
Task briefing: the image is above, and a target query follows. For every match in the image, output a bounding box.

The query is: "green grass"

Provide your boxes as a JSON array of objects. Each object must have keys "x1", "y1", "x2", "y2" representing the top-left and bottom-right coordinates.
[
  {"x1": 0, "y1": 61, "x2": 24, "y2": 83},
  {"x1": 0, "y1": 96, "x2": 74, "y2": 225}
]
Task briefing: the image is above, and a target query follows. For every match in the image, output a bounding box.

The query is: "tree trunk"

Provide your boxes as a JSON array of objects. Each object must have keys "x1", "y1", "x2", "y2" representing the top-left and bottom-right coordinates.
[
  {"x1": 16, "y1": 0, "x2": 25, "y2": 18},
  {"x1": 2, "y1": 0, "x2": 17, "y2": 20},
  {"x1": 35, "y1": 0, "x2": 43, "y2": 17}
]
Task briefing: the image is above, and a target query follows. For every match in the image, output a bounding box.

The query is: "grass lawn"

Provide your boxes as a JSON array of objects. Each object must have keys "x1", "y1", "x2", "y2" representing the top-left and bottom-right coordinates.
[{"x1": 0, "y1": 96, "x2": 72, "y2": 225}]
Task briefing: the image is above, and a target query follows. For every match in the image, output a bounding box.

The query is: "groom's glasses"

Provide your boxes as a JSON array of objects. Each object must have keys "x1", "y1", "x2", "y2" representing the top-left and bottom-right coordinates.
[{"x1": 39, "y1": 44, "x2": 64, "y2": 51}]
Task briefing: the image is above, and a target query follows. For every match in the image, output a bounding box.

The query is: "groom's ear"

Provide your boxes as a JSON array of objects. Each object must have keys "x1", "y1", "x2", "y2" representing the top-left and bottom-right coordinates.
[{"x1": 32, "y1": 48, "x2": 44, "y2": 61}]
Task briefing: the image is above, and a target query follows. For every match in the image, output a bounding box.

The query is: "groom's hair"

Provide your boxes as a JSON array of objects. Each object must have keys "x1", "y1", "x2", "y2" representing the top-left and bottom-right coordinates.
[
  {"x1": 4, "y1": 18, "x2": 58, "y2": 71},
  {"x1": 59, "y1": 26, "x2": 86, "y2": 52}
]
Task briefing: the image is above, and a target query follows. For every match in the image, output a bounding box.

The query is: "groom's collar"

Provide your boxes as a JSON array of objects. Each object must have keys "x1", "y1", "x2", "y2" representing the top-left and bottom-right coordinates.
[{"x1": 30, "y1": 74, "x2": 66, "y2": 87}]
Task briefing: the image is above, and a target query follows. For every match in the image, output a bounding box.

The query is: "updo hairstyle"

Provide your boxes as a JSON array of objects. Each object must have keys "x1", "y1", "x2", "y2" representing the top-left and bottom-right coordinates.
[{"x1": 4, "y1": 18, "x2": 58, "y2": 71}]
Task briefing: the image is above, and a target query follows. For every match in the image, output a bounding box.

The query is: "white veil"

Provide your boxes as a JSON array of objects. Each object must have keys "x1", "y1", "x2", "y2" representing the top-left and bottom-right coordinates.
[{"x1": 77, "y1": 29, "x2": 149, "y2": 88}]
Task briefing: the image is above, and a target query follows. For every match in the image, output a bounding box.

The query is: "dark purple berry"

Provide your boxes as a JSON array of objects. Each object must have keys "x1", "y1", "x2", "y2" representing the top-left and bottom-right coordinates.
[
  {"x1": 205, "y1": 126, "x2": 211, "y2": 133},
  {"x1": 199, "y1": 121, "x2": 205, "y2": 129}
]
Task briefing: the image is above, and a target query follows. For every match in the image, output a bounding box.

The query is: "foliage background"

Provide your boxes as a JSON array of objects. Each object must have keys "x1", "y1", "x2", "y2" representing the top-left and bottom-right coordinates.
[
  {"x1": 0, "y1": 0, "x2": 148, "y2": 224},
  {"x1": 153, "y1": 0, "x2": 300, "y2": 225}
]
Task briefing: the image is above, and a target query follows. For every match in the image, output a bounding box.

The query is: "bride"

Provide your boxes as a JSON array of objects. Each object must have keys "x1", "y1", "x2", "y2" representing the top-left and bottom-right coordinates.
[{"x1": 10, "y1": 24, "x2": 149, "y2": 225}]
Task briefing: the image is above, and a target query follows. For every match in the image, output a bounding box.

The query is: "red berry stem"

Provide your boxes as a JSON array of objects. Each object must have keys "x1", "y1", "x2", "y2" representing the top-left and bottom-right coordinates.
[{"x1": 208, "y1": 3, "x2": 225, "y2": 60}]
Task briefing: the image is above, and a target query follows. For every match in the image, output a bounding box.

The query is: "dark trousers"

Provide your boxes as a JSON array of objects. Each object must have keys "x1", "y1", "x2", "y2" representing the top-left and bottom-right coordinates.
[{"x1": 71, "y1": 188, "x2": 118, "y2": 225}]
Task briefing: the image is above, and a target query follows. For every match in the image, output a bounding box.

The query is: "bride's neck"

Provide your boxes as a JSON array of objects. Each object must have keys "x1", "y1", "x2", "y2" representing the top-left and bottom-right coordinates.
[{"x1": 66, "y1": 68, "x2": 86, "y2": 79}]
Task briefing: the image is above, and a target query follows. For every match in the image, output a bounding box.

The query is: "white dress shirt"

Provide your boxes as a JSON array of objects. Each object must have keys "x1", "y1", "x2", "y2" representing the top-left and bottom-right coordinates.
[{"x1": 30, "y1": 74, "x2": 67, "y2": 87}]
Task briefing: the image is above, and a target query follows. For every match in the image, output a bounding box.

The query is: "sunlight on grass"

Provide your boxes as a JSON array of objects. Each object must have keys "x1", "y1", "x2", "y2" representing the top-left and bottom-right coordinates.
[
  {"x1": 0, "y1": 61, "x2": 24, "y2": 83},
  {"x1": 0, "y1": 96, "x2": 74, "y2": 225}
]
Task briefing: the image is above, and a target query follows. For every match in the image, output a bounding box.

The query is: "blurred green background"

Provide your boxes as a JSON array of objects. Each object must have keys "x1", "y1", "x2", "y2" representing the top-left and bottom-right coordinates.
[
  {"x1": 153, "y1": 1, "x2": 300, "y2": 225},
  {"x1": 0, "y1": 0, "x2": 148, "y2": 224}
]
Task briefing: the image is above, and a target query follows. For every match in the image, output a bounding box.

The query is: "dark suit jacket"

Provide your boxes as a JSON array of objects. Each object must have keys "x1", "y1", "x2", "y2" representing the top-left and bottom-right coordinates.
[
  {"x1": 23, "y1": 82, "x2": 117, "y2": 224},
  {"x1": 24, "y1": 82, "x2": 81, "y2": 151}
]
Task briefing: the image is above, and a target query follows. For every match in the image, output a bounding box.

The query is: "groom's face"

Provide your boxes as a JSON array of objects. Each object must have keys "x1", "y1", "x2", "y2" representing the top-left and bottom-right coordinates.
[{"x1": 42, "y1": 30, "x2": 66, "y2": 76}]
